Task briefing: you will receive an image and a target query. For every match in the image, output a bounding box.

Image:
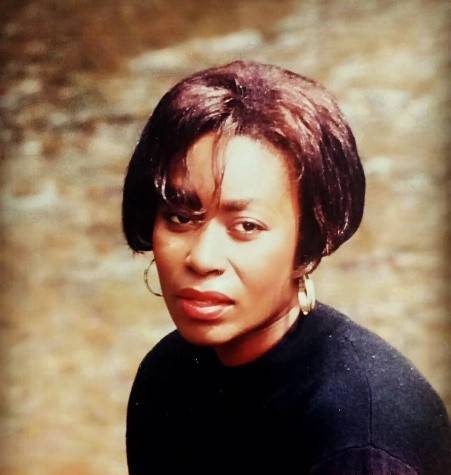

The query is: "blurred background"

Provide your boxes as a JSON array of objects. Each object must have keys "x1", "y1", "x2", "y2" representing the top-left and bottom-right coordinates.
[{"x1": 0, "y1": 0, "x2": 450, "y2": 473}]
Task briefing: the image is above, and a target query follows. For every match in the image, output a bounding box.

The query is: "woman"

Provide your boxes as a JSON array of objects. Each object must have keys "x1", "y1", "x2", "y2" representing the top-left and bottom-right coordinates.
[{"x1": 122, "y1": 61, "x2": 450, "y2": 474}]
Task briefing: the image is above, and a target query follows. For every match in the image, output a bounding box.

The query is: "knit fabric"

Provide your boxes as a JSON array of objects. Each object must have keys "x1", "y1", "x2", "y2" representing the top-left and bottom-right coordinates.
[{"x1": 126, "y1": 302, "x2": 451, "y2": 474}]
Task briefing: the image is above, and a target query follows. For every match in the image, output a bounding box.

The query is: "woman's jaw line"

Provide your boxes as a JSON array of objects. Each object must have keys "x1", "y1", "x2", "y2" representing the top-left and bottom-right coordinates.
[{"x1": 213, "y1": 297, "x2": 301, "y2": 367}]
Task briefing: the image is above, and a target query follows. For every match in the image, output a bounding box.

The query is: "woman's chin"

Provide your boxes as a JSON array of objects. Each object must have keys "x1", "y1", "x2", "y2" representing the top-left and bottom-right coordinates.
[{"x1": 175, "y1": 321, "x2": 236, "y2": 347}]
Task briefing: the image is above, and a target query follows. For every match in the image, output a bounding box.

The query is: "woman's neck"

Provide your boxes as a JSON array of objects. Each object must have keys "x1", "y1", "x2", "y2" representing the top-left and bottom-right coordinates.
[{"x1": 214, "y1": 299, "x2": 301, "y2": 367}]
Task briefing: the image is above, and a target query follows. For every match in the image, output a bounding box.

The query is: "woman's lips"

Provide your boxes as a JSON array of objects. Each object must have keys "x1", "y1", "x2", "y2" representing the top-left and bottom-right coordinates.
[
  {"x1": 179, "y1": 299, "x2": 232, "y2": 320},
  {"x1": 177, "y1": 288, "x2": 234, "y2": 321}
]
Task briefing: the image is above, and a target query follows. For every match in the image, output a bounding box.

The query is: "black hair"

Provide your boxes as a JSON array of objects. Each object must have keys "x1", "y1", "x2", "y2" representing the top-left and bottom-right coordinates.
[{"x1": 122, "y1": 60, "x2": 365, "y2": 272}]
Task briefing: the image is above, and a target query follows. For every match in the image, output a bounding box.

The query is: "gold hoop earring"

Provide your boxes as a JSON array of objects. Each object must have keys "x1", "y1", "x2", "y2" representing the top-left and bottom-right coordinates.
[
  {"x1": 298, "y1": 274, "x2": 315, "y2": 316},
  {"x1": 144, "y1": 258, "x2": 163, "y2": 297}
]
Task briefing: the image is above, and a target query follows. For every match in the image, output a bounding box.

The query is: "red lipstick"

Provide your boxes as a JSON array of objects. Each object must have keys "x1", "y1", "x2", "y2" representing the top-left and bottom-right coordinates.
[{"x1": 177, "y1": 288, "x2": 234, "y2": 320}]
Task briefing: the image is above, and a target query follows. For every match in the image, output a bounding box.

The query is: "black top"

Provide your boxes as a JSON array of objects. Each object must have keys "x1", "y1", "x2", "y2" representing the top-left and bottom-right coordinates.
[{"x1": 126, "y1": 302, "x2": 451, "y2": 474}]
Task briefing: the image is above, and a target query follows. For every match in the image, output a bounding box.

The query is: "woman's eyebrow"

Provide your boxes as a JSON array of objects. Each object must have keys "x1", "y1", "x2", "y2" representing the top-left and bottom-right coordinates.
[
  {"x1": 166, "y1": 185, "x2": 256, "y2": 214},
  {"x1": 164, "y1": 186, "x2": 200, "y2": 208},
  {"x1": 220, "y1": 199, "x2": 252, "y2": 212}
]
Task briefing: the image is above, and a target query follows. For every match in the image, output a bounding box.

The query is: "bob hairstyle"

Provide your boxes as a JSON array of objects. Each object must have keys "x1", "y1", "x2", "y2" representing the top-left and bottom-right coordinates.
[{"x1": 122, "y1": 60, "x2": 365, "y2": 272}]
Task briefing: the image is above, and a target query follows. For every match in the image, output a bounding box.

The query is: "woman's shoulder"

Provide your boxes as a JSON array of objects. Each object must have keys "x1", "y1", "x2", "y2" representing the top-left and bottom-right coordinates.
[
  {"x1": 308, "y1": 301, "x2": 450, "y2": 425},
  {"x1": 310, "y1": 301, "x2": 444, "y2": 407},
  {"x1": 302, "y1": 301, "x2": 451, "y2": 473},
  {"x1": 130, "y1": 329, "x2": 199, "y2": 392},
  {"x1": 140, "y1": 328, "x2": 195, "y2": 366}
]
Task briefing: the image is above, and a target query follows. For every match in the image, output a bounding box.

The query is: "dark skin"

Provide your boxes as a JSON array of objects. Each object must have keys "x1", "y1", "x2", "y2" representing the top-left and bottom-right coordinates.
[{"x1": 152, "y1": 133, "x2": 302, "y2": 366}]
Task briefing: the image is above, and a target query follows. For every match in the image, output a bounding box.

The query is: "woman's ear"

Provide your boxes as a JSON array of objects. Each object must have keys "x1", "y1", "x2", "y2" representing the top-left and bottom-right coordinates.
[
  {"x1": 292, "y1": 267, "x2": 303, "y2": 280},
  {"x1": 292, "y1": 260, "x2": 317, "y2": 278}
]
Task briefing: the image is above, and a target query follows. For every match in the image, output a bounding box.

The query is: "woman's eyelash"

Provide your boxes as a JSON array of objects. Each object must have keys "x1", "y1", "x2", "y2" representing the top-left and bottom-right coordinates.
[
  {"x1": 163, "y1": 212, "x2": 266, "y2": 236},
  {"x1": 163, "y1": 210, "x2": 206, "y2": 224},
  {"x1": 169, "y1": 214, "x2": 187, "y2": 223},
  {"x1": 233, "y1": 221, "x2": 264, "y2": 233}
]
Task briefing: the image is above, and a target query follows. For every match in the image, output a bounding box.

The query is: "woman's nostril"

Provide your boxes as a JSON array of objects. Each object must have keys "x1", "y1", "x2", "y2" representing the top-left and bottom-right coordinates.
[
  {"x1": 186, "y1": 248, "x2": 226, "y2": 276},
  {"x1": 185, "y1": 224, "x2": 226, "y2": 275}
]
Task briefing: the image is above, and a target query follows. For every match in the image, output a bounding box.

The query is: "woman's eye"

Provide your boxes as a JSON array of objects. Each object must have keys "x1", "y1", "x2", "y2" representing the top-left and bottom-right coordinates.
[
  {"x1": 233, "y1": 220, "x2": 264, "y2": 235},
  {"x1": 166, "y1": 214, "x2": 194, "y2": 225}
]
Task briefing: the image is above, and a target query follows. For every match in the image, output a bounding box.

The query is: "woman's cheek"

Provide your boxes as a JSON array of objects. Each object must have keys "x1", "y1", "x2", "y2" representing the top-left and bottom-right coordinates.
[
  {"x1": 231, "y1": 241, "x2": 288, "y2": 286},
  {"x1": 261, "y1": 238, "x2": 297, "y2": 286},
  {"x1": 153, "y1": 228, "x2": 184, "y2": 284},
  {"x1": 154, "y1": 223, "x2": 184, "y2": 256},
  {"x1": 252, "y1": 231, "x2": 294, "y2": 266}
]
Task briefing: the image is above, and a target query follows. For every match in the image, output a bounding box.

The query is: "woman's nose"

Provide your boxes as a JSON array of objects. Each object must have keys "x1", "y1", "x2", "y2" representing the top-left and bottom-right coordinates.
[{"x1": 185, "y1": 222, "x2": 226, "y2": 276}]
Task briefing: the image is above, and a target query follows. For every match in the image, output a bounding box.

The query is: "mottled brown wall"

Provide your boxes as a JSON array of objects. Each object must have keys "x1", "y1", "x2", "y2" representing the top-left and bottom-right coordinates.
[{"x1": 1, "y1": 1, "x2": 449, "y2": 473}]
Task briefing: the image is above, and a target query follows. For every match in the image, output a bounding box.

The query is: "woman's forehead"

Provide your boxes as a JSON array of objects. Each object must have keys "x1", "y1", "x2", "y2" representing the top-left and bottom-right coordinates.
[{"x1": 168, "y1": 133, "x2": 298, "y2": 212}]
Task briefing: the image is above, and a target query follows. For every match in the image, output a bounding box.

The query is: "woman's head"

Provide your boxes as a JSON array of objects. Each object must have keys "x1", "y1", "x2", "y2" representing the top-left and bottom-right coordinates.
[
  {"x1": 122, "y1": 60, "x2": 365, "y2": 273},
  {"x1": 149, "y1": 133, "x2": 301, "y2": 352},
  {"x1": 122, "y1": 61, "x2": 365, "y2": 359}
]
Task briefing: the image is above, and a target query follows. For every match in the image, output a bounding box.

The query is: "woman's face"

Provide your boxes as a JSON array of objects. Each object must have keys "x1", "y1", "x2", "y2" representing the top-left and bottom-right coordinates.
[{"x1": 152, "y1": 133, "x2": 300, "y2": 353}]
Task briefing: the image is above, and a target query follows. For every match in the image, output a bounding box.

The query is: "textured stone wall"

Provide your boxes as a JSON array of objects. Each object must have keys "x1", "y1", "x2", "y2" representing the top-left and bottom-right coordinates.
[{"x1": 1, "y1": 1, "x2": 449, "y2": 473}]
